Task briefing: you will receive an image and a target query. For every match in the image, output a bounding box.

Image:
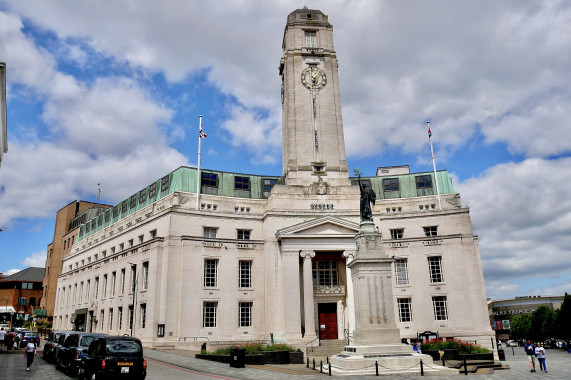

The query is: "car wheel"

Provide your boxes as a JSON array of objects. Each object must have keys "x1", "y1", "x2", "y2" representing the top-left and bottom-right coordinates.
[{"x1": 56, "y1": 358, "x2": 62, "y2": 370}]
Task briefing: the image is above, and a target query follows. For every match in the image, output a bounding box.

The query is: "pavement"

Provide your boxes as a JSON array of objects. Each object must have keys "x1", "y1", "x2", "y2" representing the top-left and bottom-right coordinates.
[{"x1": 0, "y1": 340, "x2": 570, "y2": 379}]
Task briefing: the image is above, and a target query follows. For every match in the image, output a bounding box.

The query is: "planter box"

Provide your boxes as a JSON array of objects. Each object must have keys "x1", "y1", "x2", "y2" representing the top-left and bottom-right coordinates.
[
  {"x1": 290, "y1": 351, "x2": 304, "y2": 364},
  {"x1": 196, "y1": 351, "x2": 302, "y2": 365},
  {"x1": 424, "y1": 350, "x2": 493, "y2": 362}
]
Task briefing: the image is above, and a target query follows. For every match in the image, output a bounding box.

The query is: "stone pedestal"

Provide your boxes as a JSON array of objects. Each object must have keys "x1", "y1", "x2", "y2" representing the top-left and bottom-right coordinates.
[{"x1": 329, "y1": 221, "x2": 457, "y2": 375}]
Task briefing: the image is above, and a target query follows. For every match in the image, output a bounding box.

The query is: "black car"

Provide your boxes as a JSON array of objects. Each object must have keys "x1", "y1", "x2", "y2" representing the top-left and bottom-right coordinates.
[
  {"x1": 51, "y1": 331, "x2": 76, "y2": 364},
  {"x1": 56, "y1": 332, "x2": 106, "y2": 376},
  {"x1": 78, "y1": 336, "x2": 147, "y2": 379},
  {"x1": 19, "y1": 331, "x2": 41, "y2": 348},
  {"x1": 43, "y1": 330, "x2": 66, "y2": 362}
]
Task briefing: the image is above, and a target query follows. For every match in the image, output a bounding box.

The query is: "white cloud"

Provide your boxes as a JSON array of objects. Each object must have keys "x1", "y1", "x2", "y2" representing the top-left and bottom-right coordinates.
[
  {"x1": 22, "y1": 250, "x2": 47, "y2": 267},
  {"x1": 456, "y1": 157, "x2": 571, "y2": 299}
]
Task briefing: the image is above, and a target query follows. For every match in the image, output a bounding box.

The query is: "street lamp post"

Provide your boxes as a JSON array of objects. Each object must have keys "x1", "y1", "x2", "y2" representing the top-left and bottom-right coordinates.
[{"x1": 128, "y1": 263, "x2": 137, "y2": 337}]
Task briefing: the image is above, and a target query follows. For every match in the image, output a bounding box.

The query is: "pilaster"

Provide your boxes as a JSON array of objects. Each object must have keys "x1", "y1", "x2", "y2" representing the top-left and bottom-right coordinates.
[{"x1": 300, "y1": 250, "x2": 317, "y2": 338}]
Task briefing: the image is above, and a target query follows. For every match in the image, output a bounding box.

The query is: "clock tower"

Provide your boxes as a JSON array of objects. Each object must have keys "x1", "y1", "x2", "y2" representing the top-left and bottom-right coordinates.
[{"x1": 279, "y1": 8, "x2": 349, "y2": 186}]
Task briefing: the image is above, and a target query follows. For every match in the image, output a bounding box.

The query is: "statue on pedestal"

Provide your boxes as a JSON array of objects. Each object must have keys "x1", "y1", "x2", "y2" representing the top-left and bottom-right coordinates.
[{"x1": 355, "y1": 170, "x2": 376, "y2": 221}]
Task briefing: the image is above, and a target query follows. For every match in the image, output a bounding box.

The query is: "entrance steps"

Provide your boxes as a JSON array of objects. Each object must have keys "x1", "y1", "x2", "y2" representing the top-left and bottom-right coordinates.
[{"x1": 306, "y1": 339, "x2": 347, "y2": 358}]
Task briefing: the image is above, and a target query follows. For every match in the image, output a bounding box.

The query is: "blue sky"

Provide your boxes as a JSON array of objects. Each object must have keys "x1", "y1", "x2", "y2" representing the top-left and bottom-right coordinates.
[{"x1": 1, "y1": 1, "x2": 570, "y2": 301}]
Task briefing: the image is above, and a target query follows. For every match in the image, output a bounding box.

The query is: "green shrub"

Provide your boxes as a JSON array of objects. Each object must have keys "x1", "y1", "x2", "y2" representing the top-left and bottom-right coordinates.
[
  {"x1": 421, "y1": 338, "x2": 489, "y2": 354},
  {"x1": 208, "y1": 342, "x2": 298, "y2": 355}
]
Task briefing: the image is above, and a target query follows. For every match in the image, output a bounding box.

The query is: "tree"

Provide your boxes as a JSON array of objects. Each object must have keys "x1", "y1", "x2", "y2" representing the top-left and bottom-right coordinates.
[
  {"x1": 511, "y1": 314, "x2": 532, "y2": 340},
  {"x1": 557, "y1": 293, "x2": 571, "y2": 340},
  {"x1": 531, "y1": 306, "x2": 557, "y2": 341}
]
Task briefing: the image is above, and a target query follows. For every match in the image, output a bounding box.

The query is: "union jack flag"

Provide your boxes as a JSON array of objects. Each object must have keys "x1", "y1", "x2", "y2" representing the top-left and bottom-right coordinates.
[
  {"x1": 428, "y1": 125, "x2": 432, "y2": 138},
  {"x1": 199, "y1": 125, "x2": 208, "y2": 138}
]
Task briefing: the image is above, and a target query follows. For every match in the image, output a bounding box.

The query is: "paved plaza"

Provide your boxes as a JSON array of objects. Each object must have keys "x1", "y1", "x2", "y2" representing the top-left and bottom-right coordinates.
[{"x1": 0, "y1": 343, "x2": 569, "y2": 379}]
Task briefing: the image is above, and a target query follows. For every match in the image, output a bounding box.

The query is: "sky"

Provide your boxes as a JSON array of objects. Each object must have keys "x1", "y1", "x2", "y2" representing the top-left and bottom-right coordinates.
[{"x1": 0, "y1": 0, "x2": 570, "y2": 301}]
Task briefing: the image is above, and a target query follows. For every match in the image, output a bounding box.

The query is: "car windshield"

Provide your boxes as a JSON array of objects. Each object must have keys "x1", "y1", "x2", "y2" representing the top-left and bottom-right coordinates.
[
  {"x1": 107, "y1": 340, "x2": 142, "y2": 355},
  {"x1": 80, "y1": 336, "x2": 97, "y2": 347},
  {"x1": 25, "y1": 332, "x2": 38, "y2": 337}
]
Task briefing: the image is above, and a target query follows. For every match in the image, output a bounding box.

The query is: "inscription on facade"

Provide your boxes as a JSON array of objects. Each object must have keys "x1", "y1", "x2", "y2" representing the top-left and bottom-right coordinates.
[
  {"x1": 310, "y1": 203, "x2": 334, "y2": 211},
  {"x1": 423, "y1": 239, "x2": 443, "y2": 246}
]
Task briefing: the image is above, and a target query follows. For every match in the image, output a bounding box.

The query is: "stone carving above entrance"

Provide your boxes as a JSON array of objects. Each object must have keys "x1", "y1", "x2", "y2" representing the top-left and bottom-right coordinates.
[{"x1": 304, "y1": 177, "x2": 337, "y2": 195}]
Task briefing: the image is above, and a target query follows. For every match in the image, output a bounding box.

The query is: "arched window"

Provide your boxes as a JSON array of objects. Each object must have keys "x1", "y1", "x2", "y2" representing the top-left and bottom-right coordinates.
[{"x1": 19, "y1": 297, "x2": 27, "y2": 306}]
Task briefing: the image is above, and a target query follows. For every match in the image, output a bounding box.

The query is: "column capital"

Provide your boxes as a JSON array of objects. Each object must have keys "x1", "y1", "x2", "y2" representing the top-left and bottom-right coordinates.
[
  {"x1": 300, "y1": 250, "x2": 315, "y2": 259},
  {"x1": 343, "y1": 250, "x2": 355, "y2": 259}
]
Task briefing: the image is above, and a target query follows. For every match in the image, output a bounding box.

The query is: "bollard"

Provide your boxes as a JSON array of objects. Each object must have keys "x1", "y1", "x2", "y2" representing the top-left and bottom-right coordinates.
[
  {"x1": 512, "y1": 346, "x2": 515, "y2": 356},
  {"x1": 307, "y1": 357, "x2": 309, "y2": 368},
  {"x1": 420, "y1": 359, "x2": 424, "y2": 376},
  {"x1": 313, "y1": 358, "x2": 316, "y2": 370},
  {"x1": 329, "y1": 364, "x2": 332, "y2": 376},
  {"x1": 375, "y1": 361, "x2": 379, "y2": 376},
  {"x1": 463, "y1": 358, "x2": 468, "y2": 375},
  {"x1": 320, "y1": 360, "x2": 323, "y2": 373}
]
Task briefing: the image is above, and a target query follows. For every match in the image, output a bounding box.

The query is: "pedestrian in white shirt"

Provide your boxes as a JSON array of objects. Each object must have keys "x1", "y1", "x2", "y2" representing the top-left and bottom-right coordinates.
[
  {"x1": 24, "y1": 341, "x2": 37, "y2": 371},
  {"x1": 0, "y1": 327, "x2": 6, "y2": 352},
  {"x1": 535, "y1": 343, "x2": 547, "y2": 373}
]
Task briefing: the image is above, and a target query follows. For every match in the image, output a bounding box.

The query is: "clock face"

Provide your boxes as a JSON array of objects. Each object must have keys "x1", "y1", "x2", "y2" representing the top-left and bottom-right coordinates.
[{"x1": 301, "y1": 67, "x2": 327, "y2": 89}]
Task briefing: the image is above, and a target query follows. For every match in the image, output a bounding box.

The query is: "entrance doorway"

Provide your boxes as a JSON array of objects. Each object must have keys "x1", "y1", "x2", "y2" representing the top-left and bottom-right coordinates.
[{"x1": 318, "y1": 303, "x2": 338, "y2": 340}]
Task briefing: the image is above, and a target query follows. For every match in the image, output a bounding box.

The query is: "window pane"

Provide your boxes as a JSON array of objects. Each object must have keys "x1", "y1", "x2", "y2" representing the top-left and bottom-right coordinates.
[
  {"x1": 395, "y1": 259, "x2": 409, "y2": 285},
  {"x1": 204, "y1": 259, "x2": 218, "y2": 287},
  {"x1": 239, "y1": 302, "x2": 252, "y2": 327},
  {"x1": 428, "y1": 256, "x2": 443, "y2": 283},
  {"x1": 397, "y1": 298, "x2": 412, "y2": 322},
  {"x1": 416, "y1": 175, "x2": 433, "y2": 189},
  {"x1": 239, "y1": 261, "x2": 252, "y2": 288},
  {"x1": 203, "y1": 302, "x2": 217, "y2": 327},
  {"x1": 235, "y1": 176, "x2": 250, "y2": 190},
  {"x1": 201, "y1": 173, "x2": 218, "y2": 187},
  {"x1": 305, "y1": 31, "x2": 316, "y2": 47},
  {"x1": 383, "y1": 178, "x2": 399, "y2": 191},
  {"x1": 432, "y1": 296, "x2": 448, "y2": 320}
]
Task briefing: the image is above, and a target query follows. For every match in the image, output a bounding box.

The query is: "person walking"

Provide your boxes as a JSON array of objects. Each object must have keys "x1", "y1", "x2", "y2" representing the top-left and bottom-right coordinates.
[
  {"x1": 535, "y1": 343, "x2": 547, "y2": 372},
  {"x1": 524, "y1": 340, "x2": 536, "y2": 372},
  {"x1": 4, "y1": 329, "x2": 14, "y2": 352},
  {"x1": 24, "y1": 340, "x2": 37, "y2": 371},
  {"x1": 0, "y1": 327, "x2": 6, "y2": 353}
]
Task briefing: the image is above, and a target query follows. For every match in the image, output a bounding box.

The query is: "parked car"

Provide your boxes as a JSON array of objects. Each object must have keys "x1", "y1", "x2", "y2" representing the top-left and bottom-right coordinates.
[
  {"x1": 78, "y1": 336, "x2": 147, "y2": 379},
  {"x1": 51, "y1": 331, "x2": 75, "y2": 363},
  {"x1": 43, "y1": 330, "x2": 67, "y2": 362},
  {"x1": 0, "y1": 323, "x2": 10, "y2": 330},
  {"x1": 506, "y1": 340, "x2": 516, "y2": 347},
  {"x1": 56, "y1": 332, "x2": 107, "y2": 376},
  {"x1": 19, "y1": 331, "x2": 41, "y2": 348}
]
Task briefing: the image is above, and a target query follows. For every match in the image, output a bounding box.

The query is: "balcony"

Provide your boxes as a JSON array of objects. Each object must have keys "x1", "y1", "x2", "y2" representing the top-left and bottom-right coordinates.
[{"x1": 314, "y1": 285, "x2": 345, "y2": 295}]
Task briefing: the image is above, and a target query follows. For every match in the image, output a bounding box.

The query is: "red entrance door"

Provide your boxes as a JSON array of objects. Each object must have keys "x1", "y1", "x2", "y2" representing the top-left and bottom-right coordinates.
[{"x1": 318, "y1": 303, "x2": 338, "y2": 340}]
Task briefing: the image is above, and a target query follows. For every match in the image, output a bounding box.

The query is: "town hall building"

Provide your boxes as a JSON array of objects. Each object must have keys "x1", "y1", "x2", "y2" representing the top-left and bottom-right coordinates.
[{"x1": 51, "y1": 8, "x2": 495, "y2": 352}]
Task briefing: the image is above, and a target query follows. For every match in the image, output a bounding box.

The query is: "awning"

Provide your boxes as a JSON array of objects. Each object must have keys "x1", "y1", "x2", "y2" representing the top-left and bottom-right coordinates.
[{"x1": 0, "y1": 306, "x2": 16, "y2": 313}]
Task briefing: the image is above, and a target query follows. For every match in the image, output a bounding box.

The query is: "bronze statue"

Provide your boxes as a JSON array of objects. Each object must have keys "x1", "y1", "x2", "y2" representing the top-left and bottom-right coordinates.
[{"x1": 357, "y1": 173, "x2": 376, "y2": 221}]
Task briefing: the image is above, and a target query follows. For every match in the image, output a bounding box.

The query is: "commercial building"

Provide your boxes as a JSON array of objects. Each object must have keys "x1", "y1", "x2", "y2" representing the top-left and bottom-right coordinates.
[
  {"x1": 0, "y1": 267, "x2": 45, "y2": 327},
  {"x1": 52, "y1": 8, "x2": 494, "y2": 351}
]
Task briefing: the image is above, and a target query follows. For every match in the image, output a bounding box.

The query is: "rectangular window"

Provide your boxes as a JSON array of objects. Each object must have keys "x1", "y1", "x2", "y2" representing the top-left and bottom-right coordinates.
[
  {"x1": 428, "y1": 256, "x2": 444, "y2": 283},
  {"x1": 111, "y1": 272, "x2": 116, "y2": 297},
  {"x1": 148, "y1": 182, "x2": 157, "y2": 198},
  {"x1": 204, "y1": 259, "x2": 218, "y2": 287},
  {"x1": 118, "y1": 307, "x2": 123, "y2": 330},
  {"x1": 100, "y1": 310, "x2": 105, "y2": 331},
  {"x1": 237, "y1": 229, "x2": 251, "y2": 240},
  {"x1": 424, "y1": 226, "x2": 438, "y2": 237},
  {"x1": 239, "y1": 302, "x2": 253, "y2": 327},
  {"x1": 432, "y1": 296, "x2": 448, "y2": 320},
  {"x1": 203, "y1": 227, "x2": 218, "y2": 238},
  {"x1": 121, "y1": 200, "x2": 128, "y2": 214},
  {"x1": 390, "y1": 229, "x2": 404, "y2": 239},
  {"x1": 109, "y1": 308, "x2": 114, "y2": 331},
  {"x1": 112, "y1": 205, "x2": 119, "y2": 218},
  {"x1": 142, "y1": 262, "x2": 149, "y2": 290},
  {"x1": 140, "y1": 304, "x2": 147, "y2": 329},
  {"x1": 201, "y1": 172, "x2": 218, "y2": 187},
  {"x1": 395, "y1": 259, "x2": 409, "y2": 285},
  {"x1": 234, "y1": 176, "x2": 250, "y2": 190},
  {"x1": 312, "y1": 260, "x2": 338, "y2": 286},
  {"x1": 138, "y1": 235, "x2": 144, "y2": 244},
  {"x1": 128, "y1": 306, "x2": 133, "y2": 330},
  {"x1": 161, "y1": 175, "x2": 170, "y2": 192},
  {"x1": 305, "y1": 30, "x2": 316, "y2": 47},
  {"x1": 263, "y1": 178, "x2": 278, "y2": 192},
  {"x1": 150, "y1": 229, "x2": 157, "y2": 239},
  {"x1": 97, "y1": 213, "x2": 103, "y2": 226},
  {"x1": 120, "y1": 269, "x2": 126, "y2": 295},
  {"x1": 94, "y1": 277, "x2": 99, "y2": 300},
  {"x1": 129, "y1": 194, "x2": 137, "y2": 209},
  {"x1": 130, "y1": 265, "x2": 137, "y2": 293},
  {"x1": 239, "y1": 261, "x2": 252, "y2": 288},
  {"x1": 383, "y1": 178, "x2": 399, "y2": 191},
  {"x1": 139, "y1": 188, "x2": 147, "y2": 204},
  {"x1": 104, "y1": 210, "x2": 110, "y2": 223},
  {"x1": 416, "y1": 175, "x2": 433, "y2": 189},
  {"x1": 86, "y1": 280, "x2": 91, "y2": 300},
  {"x1": 103, "y1": 275, "x2": 108, "y2": 298},
  {"x1": 203, "y1": 302, "x2": 218, "y2": 327},
  {"x1": 397, "y1": 298, "x2": 412, "y2": 322}
]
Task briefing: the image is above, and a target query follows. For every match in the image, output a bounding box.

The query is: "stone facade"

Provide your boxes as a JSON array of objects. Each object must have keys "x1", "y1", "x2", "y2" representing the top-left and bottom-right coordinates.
[{"x1": 52, "y1": 7, "x2": 494, "y2": 354}]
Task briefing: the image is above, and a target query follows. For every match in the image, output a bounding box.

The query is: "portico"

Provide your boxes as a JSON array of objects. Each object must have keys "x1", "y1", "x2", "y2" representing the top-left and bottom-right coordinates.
[{"x1": 276, "y1": 216, "x2": 359, "y2": 342}]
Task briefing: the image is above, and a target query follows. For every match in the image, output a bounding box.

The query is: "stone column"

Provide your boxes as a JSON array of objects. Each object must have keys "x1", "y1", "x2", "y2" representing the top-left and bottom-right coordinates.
[
  {"x1": 282, "y1": 250, "x2": 302, "y2": 339},
  {"x1": 300, "y1": 250, "x2": 317, "y2": 339},
  {"x1": 343, "y1": 250, "x2": 356, "y2": 336}
]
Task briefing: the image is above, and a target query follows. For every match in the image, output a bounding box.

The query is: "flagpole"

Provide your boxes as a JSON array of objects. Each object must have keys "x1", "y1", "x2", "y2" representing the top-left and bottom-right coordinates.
[
  {"x1": 196, "y1": 115, "x2": 202, "y2": 210},
  {"x1": 427, "y1": 121, "x2": 442, "y2": 211}
]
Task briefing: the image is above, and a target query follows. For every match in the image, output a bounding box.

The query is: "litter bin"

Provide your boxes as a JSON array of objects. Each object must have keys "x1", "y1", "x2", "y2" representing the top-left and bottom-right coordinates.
[
  {"x1": 229, "y1": 348, "x2": 246, "y2": 368},
  {"x1": 498, "y1": 349, "x2": 505, "y2": 361}
]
